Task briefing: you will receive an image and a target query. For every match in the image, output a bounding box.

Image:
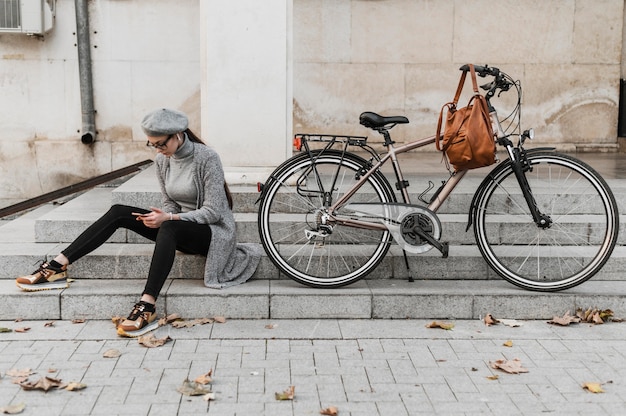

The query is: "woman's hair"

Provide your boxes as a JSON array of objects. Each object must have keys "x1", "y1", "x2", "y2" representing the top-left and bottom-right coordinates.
[{"x1": 185, "y1": 128, "x2": 233, "y2": 210}]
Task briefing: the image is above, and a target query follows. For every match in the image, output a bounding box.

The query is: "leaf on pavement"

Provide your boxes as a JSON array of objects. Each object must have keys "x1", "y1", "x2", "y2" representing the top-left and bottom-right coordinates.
[
  {"x1": 202, "y1": 392, "x2": 216, "y2": 401},
  {"x1": 71, "y1": 319, "x2": 86, "y2": 324},
  {"x1": 582, "y1": 382, "x2": 604, "y2": 393},
  {"x1": 486, "y1": 374, "x2": 499, "y2": 380},
  {"x1": 14, "y1": 328, "x2": 30, "y2": 333},
  {"x1": 0, "y1": 327, "x2": 12, "y2": 333},
  {"x1": 194, "y1": 370, "x2": 213, "y2": 385},
  {"x1": 213, "y1": 316, "x2": 226, "y2": 324},
  {"x1": 499, "y1": 319, "x2": 523, "y2": 327},
  {"x1": 64, "y1": 382, "x2": 87, "y2": 391},
  {"x1": 44, "y1": 321, "x2": 55, "y2": 327},
  {"x1": 502, "y1": 340, "x2": 513, "y2": 347},
  {"x1": 171, "y1": 318, "x2": 214, "y2": 328},
  {"x1": 19, "y1": 376, "x2": 63, "y2": 392},
  {"x1": 320, "y1": 406, "x2": 338, "y2": 415},
  {"x1": 548, "y1": 311, "x2": 581, "y2": 326},
  {"x1": 103, "y1": 349, "x2": 122, "y2": 358},
  {"x1": 111, "y1": 316, "x2": 124, "y2": 327},
  {"x1": 484, "y1": 314, "x2": 499, "y2": 326},
  {"x1": 490, "y1": 359, "x2": 528, "y2": 374},
  {"x1": 425, "y1": 321, "x2": 455, "y2": 330},
  {"x1": 138, "y1": 334, "x2": 172, "y2": 348},
  {"x1": 158, "y1": 313, "x2": 182, "y2": 326},
  {"x1": 275, "y1": 385, "x2": 295, "y2": 400},
  {"x1": 0, "y1": 403, "x2": 26, "y2": 414},
  {"x1": 576, "y1": 308, "x2": 614, "y2": 324},
  {"x1": 177, "y1": 379, "x2": 212, "y2": 396}
]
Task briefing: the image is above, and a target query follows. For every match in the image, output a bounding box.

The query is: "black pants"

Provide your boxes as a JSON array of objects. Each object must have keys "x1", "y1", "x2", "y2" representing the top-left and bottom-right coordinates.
[{"x1": 61, "y1": 204, "x2": 211, "y2": 299}]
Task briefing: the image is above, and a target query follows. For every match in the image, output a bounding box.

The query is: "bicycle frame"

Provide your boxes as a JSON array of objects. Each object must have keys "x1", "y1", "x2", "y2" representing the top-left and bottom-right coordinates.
[{"x1": 322, "y1": 109, "x2": 512, "y2": 233}]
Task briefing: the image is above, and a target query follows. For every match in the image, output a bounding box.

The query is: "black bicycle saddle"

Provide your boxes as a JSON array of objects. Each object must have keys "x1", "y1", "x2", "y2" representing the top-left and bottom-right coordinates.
[{"x1": 359, "y1": 112, "x2": 409, "y2": 129}]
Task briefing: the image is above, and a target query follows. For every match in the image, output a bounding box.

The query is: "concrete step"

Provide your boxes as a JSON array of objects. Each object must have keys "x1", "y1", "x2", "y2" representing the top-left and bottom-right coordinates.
[
  {"x1": 2, "y1": 242, "x2": 624, "y2": 282},
  {"x1": 1, "y1": 278, "x2": 625, "y2": 321},
  {"x1": 30, "y1": 180, "x2": 626, "y2": 245}
]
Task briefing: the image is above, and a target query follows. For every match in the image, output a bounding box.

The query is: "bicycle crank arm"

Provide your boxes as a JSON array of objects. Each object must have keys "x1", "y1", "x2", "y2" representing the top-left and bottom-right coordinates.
[{"x1": 409, "y1": 226, "x2": 449, "y2": 258}]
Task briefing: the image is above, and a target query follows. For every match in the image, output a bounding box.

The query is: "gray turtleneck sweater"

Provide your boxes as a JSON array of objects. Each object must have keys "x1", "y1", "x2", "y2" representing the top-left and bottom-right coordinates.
[{"x1": 155, "y1": 137, "x2": 261, "y2": 289}]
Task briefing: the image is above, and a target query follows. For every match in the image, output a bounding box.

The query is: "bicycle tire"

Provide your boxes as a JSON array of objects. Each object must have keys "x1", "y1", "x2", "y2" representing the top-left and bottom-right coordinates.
[
  {"x1": 472, "y1": 150, "x2": 619, "y2": 291},
  {"x1": 258, "y1": 150, "x2": 395, "y2": 288}
]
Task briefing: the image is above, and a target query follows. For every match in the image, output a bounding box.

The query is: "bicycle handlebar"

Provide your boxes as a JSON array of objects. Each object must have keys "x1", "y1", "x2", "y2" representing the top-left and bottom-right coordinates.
[{"x1": 459, "y1": 64, "x2": 500, "y2": 78}]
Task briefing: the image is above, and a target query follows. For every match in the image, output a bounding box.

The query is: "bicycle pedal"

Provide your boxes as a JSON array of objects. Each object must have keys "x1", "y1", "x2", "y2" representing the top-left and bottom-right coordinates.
[{"x1": 441, "y1": 242, "x2": 449, "y2": 258}]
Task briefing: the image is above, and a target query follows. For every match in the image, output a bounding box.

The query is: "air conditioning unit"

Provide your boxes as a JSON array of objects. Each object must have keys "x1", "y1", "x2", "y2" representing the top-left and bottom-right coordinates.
[{"x1": 0, "y1": 0, "x2": 55, "y2": 35}]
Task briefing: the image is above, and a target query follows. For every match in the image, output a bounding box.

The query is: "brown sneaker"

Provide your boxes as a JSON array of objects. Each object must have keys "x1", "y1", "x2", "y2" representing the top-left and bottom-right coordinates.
[
  {"x1": 16, "y1": 262, "x2": 68, "y2": 291},
  {"x1": 117, "y1": 301, "x2": 158, "y2": 337}
]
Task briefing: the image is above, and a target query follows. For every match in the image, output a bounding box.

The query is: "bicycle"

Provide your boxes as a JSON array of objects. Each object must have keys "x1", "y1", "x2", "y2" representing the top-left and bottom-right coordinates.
[{"x1": 257, "y1": 64, "x2": 619, "y2": 291}]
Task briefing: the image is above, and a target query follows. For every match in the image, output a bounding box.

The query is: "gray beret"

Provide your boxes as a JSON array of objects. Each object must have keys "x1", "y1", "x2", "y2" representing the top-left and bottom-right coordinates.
[{"x1": 141, "y1": 108, "x2": 188, "y2": 136}]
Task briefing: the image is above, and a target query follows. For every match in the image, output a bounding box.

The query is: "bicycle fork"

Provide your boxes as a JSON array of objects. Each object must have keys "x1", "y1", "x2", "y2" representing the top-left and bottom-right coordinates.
[{"x1": 505, "y1": 145, "x2": 552, "y2": 229}]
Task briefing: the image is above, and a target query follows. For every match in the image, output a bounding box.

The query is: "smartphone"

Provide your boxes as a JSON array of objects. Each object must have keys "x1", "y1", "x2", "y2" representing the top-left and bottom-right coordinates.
[{"x1": 132, "y1": 212, "x2": 147, "y2": 220}]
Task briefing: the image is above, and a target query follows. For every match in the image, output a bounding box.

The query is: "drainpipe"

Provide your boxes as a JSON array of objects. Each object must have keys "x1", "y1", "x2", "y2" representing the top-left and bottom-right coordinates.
[{"x1": 75, "y1": 0, "x2": 96, "y2": 144}]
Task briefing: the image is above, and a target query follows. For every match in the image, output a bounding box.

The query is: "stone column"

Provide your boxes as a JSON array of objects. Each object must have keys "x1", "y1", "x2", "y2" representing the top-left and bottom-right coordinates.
[{"x1": 199, "y1": 0, "x2": 293, "y2": 184}]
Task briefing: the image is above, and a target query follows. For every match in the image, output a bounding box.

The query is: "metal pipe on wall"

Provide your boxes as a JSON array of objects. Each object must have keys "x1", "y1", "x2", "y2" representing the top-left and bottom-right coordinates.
[{"x1": 75, "y1": 0, "x2": 96, "y2": 144}]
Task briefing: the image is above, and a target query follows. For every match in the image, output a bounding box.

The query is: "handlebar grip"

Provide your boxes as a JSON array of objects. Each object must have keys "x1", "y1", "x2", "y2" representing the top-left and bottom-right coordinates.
[{"x1": 459, "y1": 64, "x2": 500, "y2": 77}]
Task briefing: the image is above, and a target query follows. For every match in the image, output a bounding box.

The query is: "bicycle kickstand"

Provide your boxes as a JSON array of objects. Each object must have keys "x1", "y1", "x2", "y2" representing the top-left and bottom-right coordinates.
[{"x1": 403, "y1": 251, "x2": 414, "y2": 283}]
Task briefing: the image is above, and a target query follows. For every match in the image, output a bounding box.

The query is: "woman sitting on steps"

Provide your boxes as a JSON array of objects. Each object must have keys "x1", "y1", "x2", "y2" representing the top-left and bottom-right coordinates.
[{"x1": 15, "y1": 108, "x2": 261, "y2": 336}]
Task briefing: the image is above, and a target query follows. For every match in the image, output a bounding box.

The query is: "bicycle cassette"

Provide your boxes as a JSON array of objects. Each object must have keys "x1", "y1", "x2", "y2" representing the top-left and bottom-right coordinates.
[{"x1": 345, "y1": 203, "x2": 442, "y2": 253}]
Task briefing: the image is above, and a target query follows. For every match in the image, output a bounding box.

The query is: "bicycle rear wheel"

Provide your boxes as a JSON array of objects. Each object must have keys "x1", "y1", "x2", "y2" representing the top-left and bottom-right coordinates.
[
  {"x1": 472, "y1": 151, "x2": 619, "y2": 291},
  {"x1": 258, "y1": 150, "x2": 395, "y2": 288}
]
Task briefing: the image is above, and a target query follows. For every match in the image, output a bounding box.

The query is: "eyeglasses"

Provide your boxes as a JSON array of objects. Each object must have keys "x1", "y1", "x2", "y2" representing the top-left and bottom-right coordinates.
[{"x1": 146, "y1": 134, "x2": 174, "y2": 150}]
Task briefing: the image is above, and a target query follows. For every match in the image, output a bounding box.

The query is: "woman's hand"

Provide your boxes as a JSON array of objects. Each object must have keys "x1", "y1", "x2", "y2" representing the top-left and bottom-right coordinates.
[{"x1": 136, "y1": 207, "x2": 170, "y2": 228}]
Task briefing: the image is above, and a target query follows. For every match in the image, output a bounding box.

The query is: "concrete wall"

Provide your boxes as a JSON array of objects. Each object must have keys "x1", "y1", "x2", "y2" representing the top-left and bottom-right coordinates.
[
  {"x1": 0, "y1": 0, "x2": 200, "y2": 201},
  {"x1": 0, "y1": 0, "x2": 623, "y2": 201},
  {"x1": 294, "y1": 0, "x2": 623, "y2": 149}
]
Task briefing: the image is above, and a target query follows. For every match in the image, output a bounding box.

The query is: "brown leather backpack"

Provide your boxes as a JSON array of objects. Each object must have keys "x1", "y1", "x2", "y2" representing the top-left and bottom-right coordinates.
[{"x1": 436, "y1": 64, "x2": 496, "y2": 171}]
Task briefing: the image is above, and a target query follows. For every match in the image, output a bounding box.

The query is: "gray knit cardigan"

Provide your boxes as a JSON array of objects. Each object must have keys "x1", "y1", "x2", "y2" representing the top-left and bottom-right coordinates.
[{"x1": 155, "y1": 141, "x2": 261, "y2": 289}]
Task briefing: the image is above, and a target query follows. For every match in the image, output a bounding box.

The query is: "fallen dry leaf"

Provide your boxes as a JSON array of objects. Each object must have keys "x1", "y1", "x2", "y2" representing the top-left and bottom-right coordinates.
[
  {"x1": 202, "y1": 392, "x2": 216, "y2": 401},
  {"x1": 138, "y1": 334, "x2": 172, "y2": 348},
  {"x1": 502, "y1": 340, "x2": 513, "y2": 348},
  {"x1": 44, "y1": 321, "x2": 55, "y2": 327},
  {"x1": 213, "y1": 316, "x2": 226, "y2": 324},
  {"x1": 194, "y1": 370, "x2": 213, "y2": 385},
  {"x1": 71, "y1": 319, "x2": 86, "y2": 324},
  {"x1": 14, "y1": 328, "x2": 30, "y2": 333},
  {"x1": 158, "y1": 313, "x2": 182, "y2": 326},
  {"x1": 19, "y1": 376, "x2": 63, "y2": 392},
  {"x1": 484, "y1": 314, "x2": 499, "y2": 326},
  {"x1": 0, "y1": 403, "x2": 26, "y2": 414},
  {"x1": 64, "y1": 382, "x2": 87, "y2": 391},
  {"x1": 171, "y1": 318, "x2": 214, "y2": 328},
  {"x1": 499, "y1": 319, "x2": 523, "y2": 327},
  {"x1": 490, "y1": 359, "x2": 528, "y2": 374},
  {"x1": 0, "y1": 327, "x2": 12, "y2": 333},
  {"x1": 426, "y1": 321, "x2": 455, "y2": 330},
  {"x1": 548, "y1": 311, "x2": 581, "y2": 326},
  {"x1": 320, "y1": 406, "x2": 338, "y2": 415},
  {"x1": 103, "y1": 349, "x2": 122, "y2": 358},
  {"x1": 275, "y1": 385, "x2": 295, "y2": 400},
  {"x1": 486, "y1": 375, "x2": 499, "y2": 380},
  {"x1": 111, "y1": 316, "x2": 124, "y2": 327},
  {"x1": 576, "y1": 307, "x2": 614, "y2": 324},
  {"x1": 177, "y1": 379, "x2": 212, "y2": 396},
  {"x1": 582, "y1": 382, "x2": 604, "y2": 393},
  {"x1": 265, "y1": 323, "x2": 278, "y2": 329}
]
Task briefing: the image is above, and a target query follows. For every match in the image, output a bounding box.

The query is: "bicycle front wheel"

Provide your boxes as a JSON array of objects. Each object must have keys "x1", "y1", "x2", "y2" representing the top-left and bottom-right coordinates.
[
  {"x1": 473, "y1": 151, "x2": 619, "y2": 291},
  {"x1": 258, "y1": 150, "x2": 395, "y2": 288}
]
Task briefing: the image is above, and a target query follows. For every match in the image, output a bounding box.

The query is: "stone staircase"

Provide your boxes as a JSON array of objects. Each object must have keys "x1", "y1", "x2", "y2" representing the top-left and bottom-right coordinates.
[{"x1": 2, "y1": 161, "x2": 625, "y2": 322}]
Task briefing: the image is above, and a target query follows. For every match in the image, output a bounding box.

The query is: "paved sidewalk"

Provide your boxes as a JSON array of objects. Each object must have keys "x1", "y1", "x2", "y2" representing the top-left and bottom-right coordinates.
[{"x1": 0, "y1": 318, "x2": 624, "y2": 415}]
